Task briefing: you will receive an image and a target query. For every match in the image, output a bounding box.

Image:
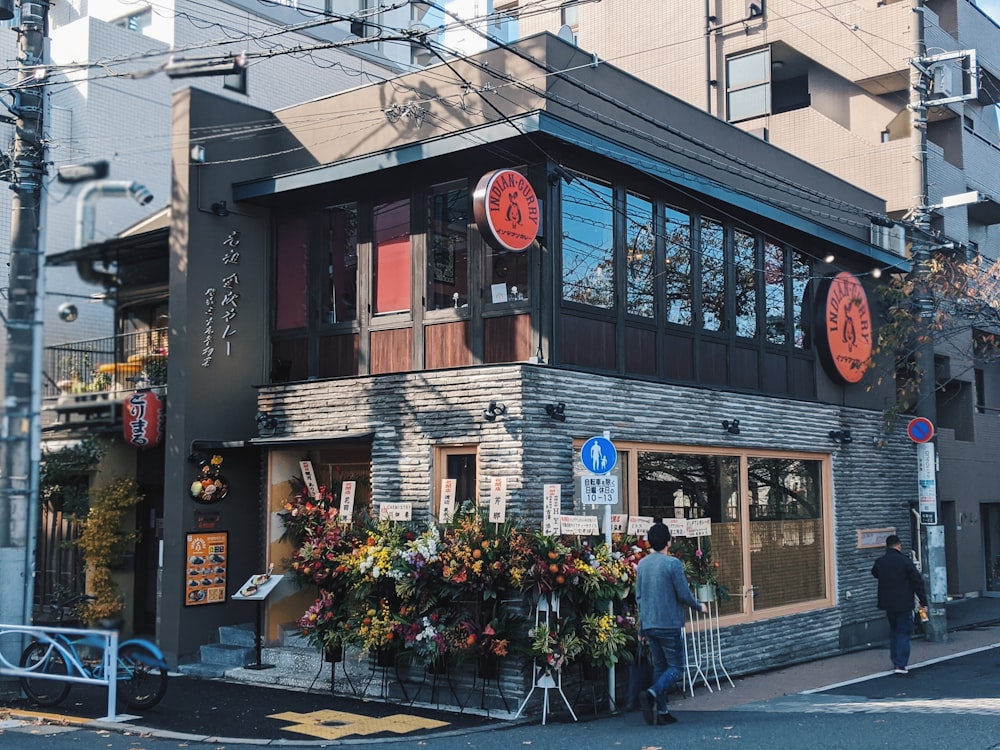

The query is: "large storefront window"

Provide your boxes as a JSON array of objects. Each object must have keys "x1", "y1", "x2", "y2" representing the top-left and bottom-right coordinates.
[
  {"x1": 562, "y1": 175, "x2": 614, "y2": 308},
  {"x1": 426, "y1": 183, "x2": 469, "y2": 311},
  {"x1": 632, "y1": 446, "x2": 830, "y2": 621}
]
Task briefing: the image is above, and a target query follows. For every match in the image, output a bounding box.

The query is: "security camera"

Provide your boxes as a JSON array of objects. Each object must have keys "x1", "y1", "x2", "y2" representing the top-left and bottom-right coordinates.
[
  {"x1": 58, "y1": 302, "x2": 78, "y2": 322},
  {"x1": 128, "y1": 182, "x2": 154, "y2": 206}
]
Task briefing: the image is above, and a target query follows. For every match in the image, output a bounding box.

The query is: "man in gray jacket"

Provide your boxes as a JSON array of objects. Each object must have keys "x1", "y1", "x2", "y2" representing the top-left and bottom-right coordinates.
[{"x1": 635, "y1": 521, "x2": 707, "y2": 725}]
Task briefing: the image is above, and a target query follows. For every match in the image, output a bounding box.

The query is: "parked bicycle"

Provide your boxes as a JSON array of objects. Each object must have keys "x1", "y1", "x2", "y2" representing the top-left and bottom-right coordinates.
[{"x1": 19, "y1": 594, "x2": 169, "y2": 710}]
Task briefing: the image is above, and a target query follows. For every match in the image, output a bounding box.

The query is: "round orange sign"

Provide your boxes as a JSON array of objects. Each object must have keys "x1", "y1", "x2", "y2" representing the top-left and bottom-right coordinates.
[
  {"x1": 473, "y1": 169, "x2": 540, "y2": 253},
  {"x1": 817, "y1": 271, "x2": 873, "y2": 384}
]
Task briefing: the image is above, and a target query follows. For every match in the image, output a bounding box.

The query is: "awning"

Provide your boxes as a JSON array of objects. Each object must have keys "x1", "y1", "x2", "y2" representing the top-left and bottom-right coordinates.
[{"x1": 248, "y1": 432, "x2": 375, "y2": 447}]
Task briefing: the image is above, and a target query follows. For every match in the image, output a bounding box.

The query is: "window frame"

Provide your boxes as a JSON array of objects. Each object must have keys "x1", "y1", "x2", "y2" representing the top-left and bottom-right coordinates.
[
  {"x1": 726, "y1": 48, "x2": 772, "y2": 122},
  {"x1": 577, "y1": 439, "x2": 834, "y2": 625},
  {"x1": 433, "y1": 444, "x2": 479, "y2": 519}
]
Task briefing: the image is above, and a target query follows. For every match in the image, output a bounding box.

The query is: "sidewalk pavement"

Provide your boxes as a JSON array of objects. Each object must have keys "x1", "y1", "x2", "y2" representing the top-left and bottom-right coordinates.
[
  {"x1": 3, "y1": 595, "x2": 999, "y2": 743},
  {"x1": 678, "y1": 594, "x2": 1000, "y2": 712}
]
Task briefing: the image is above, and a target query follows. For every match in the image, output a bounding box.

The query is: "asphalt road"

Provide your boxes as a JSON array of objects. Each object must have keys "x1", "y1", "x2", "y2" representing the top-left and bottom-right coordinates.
[{"x1": 1, "y1": 647, "x2": 998, "y2": 749}]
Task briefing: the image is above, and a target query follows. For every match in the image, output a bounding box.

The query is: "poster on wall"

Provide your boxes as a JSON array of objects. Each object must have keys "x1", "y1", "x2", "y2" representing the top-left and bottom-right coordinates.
[{"x1": 185, "y1": 531, "x2": 228, "y2": 606}]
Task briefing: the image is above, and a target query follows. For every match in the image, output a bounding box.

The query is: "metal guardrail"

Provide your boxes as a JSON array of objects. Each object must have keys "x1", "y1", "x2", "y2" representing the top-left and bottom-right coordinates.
[{"x1": 0, "y1": 623, "x2": 119, "y2": 720}]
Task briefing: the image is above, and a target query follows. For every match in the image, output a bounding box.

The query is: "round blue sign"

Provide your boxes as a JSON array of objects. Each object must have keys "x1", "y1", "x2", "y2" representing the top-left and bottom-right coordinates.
[
  {"x1": 907, "y1": 417, "x2": 934, "y2": 444},
  {"x1": 581, "y1": 436, "x2": 617, "y2": 475}
]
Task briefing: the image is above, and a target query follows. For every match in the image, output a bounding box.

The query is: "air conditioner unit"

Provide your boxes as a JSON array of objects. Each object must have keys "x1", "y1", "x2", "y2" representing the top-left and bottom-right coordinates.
[
  {"x1": 870, "y1": 223, "x2": 906, "y2": 256},
  {"x1": 932, "y1": 65, "x2": 954, "y2": 97}
]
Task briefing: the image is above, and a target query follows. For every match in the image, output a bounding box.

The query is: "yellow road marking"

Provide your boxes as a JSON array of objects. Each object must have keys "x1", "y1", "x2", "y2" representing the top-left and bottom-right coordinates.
[
  {"x1": 6, "y1": 709, "x2": 92, "y2": 725},
  {"x1": 269, "y1": 709, "x2": 449, "y2": 740}
]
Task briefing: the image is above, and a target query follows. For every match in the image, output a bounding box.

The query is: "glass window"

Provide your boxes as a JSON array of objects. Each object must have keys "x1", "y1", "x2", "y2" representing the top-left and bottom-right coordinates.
[
  {"x1": 562, "y1": 176, "x2": 614, "y2": 308},
  {"x1": 734, "y1": 228, "x2": 757, "y2": 338},
  {"x1": 637, "y1": 451, "x2": 744, "y2": 617},
  {"x1": 748, "y1": 455, "x2": 826, "y2": 608},
  {"x1": 727, "y1": 49, "x2": 771, "y2": 122},
  {"x1": 791, "y1": 251, "x2": 810, "y2": 348},
  {"x1": 372, "y1": 199, "x2": 411, "y2": 315},
  {"x1": 323, "y1": 203, "x2": 358, "y2": 324},
  {"x1": 434, "y1": 445, "x2": 478, "y2": 519},
  {"x1": 626, "y1": 192, "x2": 654, "y2": 318},
  {"x1": 630, "y1": 446, "x2": 830, "y2": 620},
  {"x1": 427, "y1": 184, "x2": 469, "y2": 311},
  {"x1": 700, "y1": 218, "x2": 725, "y2": 331},
  {"x1": 274, "y1": 213, "x2": 309, "y2": 330},
  {"x1": 488, "y1": 249, "x2": 529, "y2": 303},
  {"x1": 664, "y1": 205, "x2": 692, "y2": 326},
  {"x1": 764, "y1": 240, "x2": 785, "y2": 344}
]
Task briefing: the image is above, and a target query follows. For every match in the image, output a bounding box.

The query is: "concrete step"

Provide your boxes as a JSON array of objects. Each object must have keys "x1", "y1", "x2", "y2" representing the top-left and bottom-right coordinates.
[
  {"x1": 200, "y1": 642, "x2": 254, "y2": 667},
  {"x1": 218, "y1": 623, "x2": 256, "y2": 647},
  {"x1": 278, "y1": 623, "x2": 312, "y2": 650},
  {"x1": 176, "y1": 661, "x2": 228, "y2": 679}
]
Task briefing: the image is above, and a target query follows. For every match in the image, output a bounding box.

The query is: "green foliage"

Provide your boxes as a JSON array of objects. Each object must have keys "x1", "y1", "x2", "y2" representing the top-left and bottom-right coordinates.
[
  {"x1": 39, "y1": 438, "x2": 102, "y2": 516},
  {"x1": 74, "y1": 476, "x2": 142, "y2": 624}
]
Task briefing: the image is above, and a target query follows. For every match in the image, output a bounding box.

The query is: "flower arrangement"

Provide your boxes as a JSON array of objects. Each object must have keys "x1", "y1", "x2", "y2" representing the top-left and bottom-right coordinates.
[
  {"x1": 281, "y1": 478, "x2": 339, "y2": 543},
  {"x1": 298, "y1": 588, "x2": 353, "y2": 650},
  {"x1": 574, "y1": 541, "x2": 634, "y2": 602},
  {"x1": 349, "y1": 597, "x2": 399, "y2": 653},
  {"x1": 670, "y1": 537, "x2": 729, "y2": 600},
  {"x1": 394, "y1": 611, "x2": 461, "y2": 665},
  {"x1": 528, "y1": 620, "x2": 582, "y2": 673},
  {"x1": 578, "y1": 611, "x2": 635, "y2": 668}
]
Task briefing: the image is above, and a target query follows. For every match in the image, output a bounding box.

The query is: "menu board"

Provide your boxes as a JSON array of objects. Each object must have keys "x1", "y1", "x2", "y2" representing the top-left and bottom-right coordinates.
[{"x1": 185, "y1": 531, "x2": 228, "y2": 606}]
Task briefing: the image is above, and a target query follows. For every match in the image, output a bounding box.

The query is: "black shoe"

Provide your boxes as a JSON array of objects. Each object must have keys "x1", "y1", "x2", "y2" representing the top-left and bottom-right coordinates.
[
  {"x1": 658, "y1": 712, "x2": 678, "y2": 725},
  {"x1": 641, "y1": 689, "x2": 656, "y2": 725}
]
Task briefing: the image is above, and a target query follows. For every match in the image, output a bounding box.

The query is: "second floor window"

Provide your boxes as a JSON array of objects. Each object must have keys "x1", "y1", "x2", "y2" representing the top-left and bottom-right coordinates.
[
  {"x1": 727, "y1": 48, "x2": 771, "y2": 122},
  {"x1": 372, "y1": 200, "x2": 411, "y2": 315}
]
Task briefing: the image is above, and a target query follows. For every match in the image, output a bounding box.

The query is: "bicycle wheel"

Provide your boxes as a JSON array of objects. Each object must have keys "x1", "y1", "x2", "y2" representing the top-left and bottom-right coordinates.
[
  {"x1": 19, "y1": 641, "x2": 71, "y2": 707},
  {"x1": 117, "y1": 642, "x2": 168, "y2": 710}
]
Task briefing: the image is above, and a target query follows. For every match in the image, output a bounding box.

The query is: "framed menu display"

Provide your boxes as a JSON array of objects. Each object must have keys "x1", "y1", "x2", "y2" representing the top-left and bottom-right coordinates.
[{"x1": 184, "y1": 531, "x2": 228, "y2": 606}]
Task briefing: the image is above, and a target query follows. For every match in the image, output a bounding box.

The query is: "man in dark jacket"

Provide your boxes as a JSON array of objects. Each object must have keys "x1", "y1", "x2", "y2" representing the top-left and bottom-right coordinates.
[{"x1": 871, "y1": 534, "x2": 927, "y2": 674}]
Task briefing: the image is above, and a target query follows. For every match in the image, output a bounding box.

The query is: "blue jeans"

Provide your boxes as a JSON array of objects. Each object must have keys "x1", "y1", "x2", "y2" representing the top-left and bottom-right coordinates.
[
  {"x1": 886, "y1": 610, "x2": 914, "y2": 669},
  {"x1": 642, "y1": 628, "x2": 684, "y2": 713}
]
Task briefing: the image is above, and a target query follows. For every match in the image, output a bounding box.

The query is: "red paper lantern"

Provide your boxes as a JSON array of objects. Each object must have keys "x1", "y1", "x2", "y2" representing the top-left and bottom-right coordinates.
[{"x1": 123, "y1": 389, "x2": 164, "y2": 448}]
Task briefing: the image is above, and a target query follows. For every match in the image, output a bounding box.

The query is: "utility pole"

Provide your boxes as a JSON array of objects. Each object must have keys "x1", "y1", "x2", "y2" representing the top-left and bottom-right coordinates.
[{"x1": 0, "y1": 0, "x2": 48, "y2": 667}]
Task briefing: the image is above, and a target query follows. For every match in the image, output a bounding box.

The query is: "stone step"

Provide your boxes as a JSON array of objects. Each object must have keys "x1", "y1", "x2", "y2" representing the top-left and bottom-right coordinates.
[
  {"x1": 176, "y1": 661, "x2": 228, "y2": 679},
  {"x1": 278, "y1": 623, "x2": 312, "y2": 650},
  {"x1": 200, "y1": 642, "x2": 254, "y2": 667},
  {"x1": 218, "y1": 623, "x2": 256, "y2": 647}
]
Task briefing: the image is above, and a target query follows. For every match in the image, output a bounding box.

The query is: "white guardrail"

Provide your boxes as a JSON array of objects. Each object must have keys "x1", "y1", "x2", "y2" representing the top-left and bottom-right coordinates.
[{"x1": 0, "y1": 623, "x2": 120, "y2": 720}]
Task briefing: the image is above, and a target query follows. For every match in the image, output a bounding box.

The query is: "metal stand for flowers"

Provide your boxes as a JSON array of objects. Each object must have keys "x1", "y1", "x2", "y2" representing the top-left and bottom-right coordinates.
[
  {"x1": 684, "y1": 593, "x2": 732, "y2": 694},
  {"x1": 474, "y1": 654, "x2": 509, "y2": 714},
  {"x1": 513, "y1": 595, "x2": 578, "y2": 725},
  {"x1": 408, "y1": 655, "x2": 463, "y2": 710}
]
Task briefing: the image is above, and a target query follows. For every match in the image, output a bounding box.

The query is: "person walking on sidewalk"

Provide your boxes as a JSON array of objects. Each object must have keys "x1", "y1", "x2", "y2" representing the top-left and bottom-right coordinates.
[
  {"x1": 635, "y1": 521, "x2": 707, "y2": 725},
  {"x1": 871, "y1": 534, "x2": 928, "y2": 675}
]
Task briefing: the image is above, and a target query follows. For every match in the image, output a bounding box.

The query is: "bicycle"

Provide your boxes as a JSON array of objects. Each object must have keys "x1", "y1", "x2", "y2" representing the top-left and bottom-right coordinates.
[{"x1": 19, "y1": 594, "x2": 169, "y2": 710}]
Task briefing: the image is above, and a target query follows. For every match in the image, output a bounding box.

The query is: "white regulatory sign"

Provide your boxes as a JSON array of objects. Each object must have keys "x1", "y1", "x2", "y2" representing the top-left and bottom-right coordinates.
[{"x1": 581, "y1": 475, "x2": 618, "y2": 505}]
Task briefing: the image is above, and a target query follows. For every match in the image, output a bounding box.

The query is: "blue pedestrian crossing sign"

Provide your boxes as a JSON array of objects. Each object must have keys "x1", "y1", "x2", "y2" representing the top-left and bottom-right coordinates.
[{"x1": 581, "y1": 436, "x2": 617, "y2": 475}]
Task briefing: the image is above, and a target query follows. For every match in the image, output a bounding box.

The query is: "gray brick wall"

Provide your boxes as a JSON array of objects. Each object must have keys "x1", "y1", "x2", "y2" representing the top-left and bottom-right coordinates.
[{"x1": 259, "y1": 363, "x2": 916, "y2": 677}]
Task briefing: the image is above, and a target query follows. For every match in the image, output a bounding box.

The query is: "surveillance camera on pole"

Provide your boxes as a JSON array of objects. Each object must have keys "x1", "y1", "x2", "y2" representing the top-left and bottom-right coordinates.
[{"x1": 56, "y1": 160, "x2": 109, "y2": 184}]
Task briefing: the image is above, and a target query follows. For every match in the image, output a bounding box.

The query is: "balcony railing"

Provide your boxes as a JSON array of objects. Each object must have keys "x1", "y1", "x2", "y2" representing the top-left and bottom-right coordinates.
[{"x1": 43, "y1": 328, "x2": 168, "y2": 402}]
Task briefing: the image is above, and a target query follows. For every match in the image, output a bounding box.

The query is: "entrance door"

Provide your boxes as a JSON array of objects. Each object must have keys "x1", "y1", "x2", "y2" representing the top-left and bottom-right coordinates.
[{"x1": 982, "y1": 503, "x2": 1000, "y2": 596}]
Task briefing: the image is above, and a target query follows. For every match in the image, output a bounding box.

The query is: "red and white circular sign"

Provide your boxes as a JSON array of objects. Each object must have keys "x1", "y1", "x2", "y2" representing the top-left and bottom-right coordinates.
[{"x1": 472, "y1": 169, "x2": 540, "y2": 253}]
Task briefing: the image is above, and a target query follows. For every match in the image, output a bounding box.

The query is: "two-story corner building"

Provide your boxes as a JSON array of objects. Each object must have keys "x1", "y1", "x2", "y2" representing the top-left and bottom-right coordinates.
[{"x1": 50, "y1": 32, "x2": 915, "y2": 693}]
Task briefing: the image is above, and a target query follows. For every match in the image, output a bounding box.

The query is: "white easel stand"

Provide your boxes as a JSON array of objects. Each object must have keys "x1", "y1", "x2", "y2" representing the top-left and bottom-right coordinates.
[
  {"x1": 513, "y1": 595, "x2": 578, "y2": 725},
  {"x1": 684, "y1": 596, "x2": 733, "y2": 694}
]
